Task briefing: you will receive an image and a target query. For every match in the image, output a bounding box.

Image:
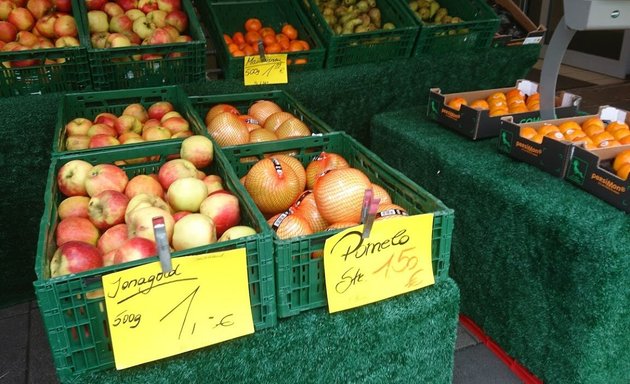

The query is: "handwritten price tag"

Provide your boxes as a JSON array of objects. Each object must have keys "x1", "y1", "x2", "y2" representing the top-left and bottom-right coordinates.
[
  {"x1": 243, "y1": 54, "x2": 287, "y2": 86},
  {"x1": 102, "y1": 249, "x2": 254, "y2": 369},
  {"x1": 323, "y1": 214, "x2": 435, "y2": 313}
]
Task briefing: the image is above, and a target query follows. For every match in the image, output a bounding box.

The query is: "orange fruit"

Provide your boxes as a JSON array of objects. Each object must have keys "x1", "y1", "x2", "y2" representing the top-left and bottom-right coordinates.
[
  {"x1": 564, "y1": 129, "x2": 586, "y2": 141},
  {"x1": 282, "y1": 23, "x2": 298, "y2": 40},
  {"x1": 227, "y1": 43, "x2": 239, "y2": 54},
  {"x1": 620, "y1": 136, "x2": 630, "y2": 145},
  {"x1": 245, "y1": 157, "x2": 303, "y2": 216},
  {"x1": 606, "y1": 121, "x2": 630, "y2": 133},
  {"x1": 296, "y1": 40, "x2": 310, "y2": 50},
  {"x1": 289, "y1": 40, "x2": 304, "y2": 52},
  {"x1": 519, "y1": 126, "x2": 537, "y2": 140},
  {"x1": 537, "y1": 124, "x2": 560, "y2": 136},
  {"x1": 616, "y1": 163, "x2": 630, "y2": 180},
  {"x1": 598, "y1": 140, "x2": 621, "y2": 149},
  {"x1": 583, "y1": 123, "x2": 605, "y2": 137},
  {"x1": 447, "y1": 97, "x2": 467, "y2": 111},
  {"x1": 558, "y1": 121, "x2": 582, "y2": 134},
  {"x1": 232, "y1": 49, "x2": 245, "y2": 57},
  {"x1": 506, "y1": 88, "x2": 525, "y2": 100},
  {"x1": 291, "y1": 190, "x2": 328, "y2": 232},
  {"x1": 245, "y1": 18, "x2": 262, "y2": 32},
  {"x1": 530, "y1": 134, "x2": 544, "y2": 144},
  {"x1": 582, "y1": 117, "x2": 605, "y2": 130},
  {"x1": 261, "y1": 34, "x2": 276, "y2": 47},
  {"x1": 232, "y1": 31, "x2": 245, "y2": 45},
  {"x1": 545, "y1": 131, "x2": 565, "y2": 141},
  {"x1": 267, "y1": 211, "x2": 313, "y2": 240},
  {"x1": 489, "y1": 108, "x2": 508, "y2": 117},
  {"x1": 509, "y1": 105, "x2": 529, "y2": 114},
  {"x1": 488, "y1": 99, "x2": 507, "y2": 110},
  {"x1": 245, "y1": 30, "x2": 261, "y2": 45},
  {"x1": 469, "y1": 99, "x2": 489, "y2": 110},
  {"x1": 242, "y1": 44, "x2": 256, "y2": 56},
  {"x1": 526, "y1": 92, "x2": 540, "y2": 103},
  {"x1": 223, "y1": 34, "x2": 232, "y2": 44},
  {"x1": 265, "y1": 42, "x2": 281, "y2": 53},
  {"x1": 487, "y1": 92, "x2": 506, "y2": 104},
  {"x1": 260, "y1": 27, "x2": 275, "y2": 37},
  {"x1": 293, "y1": 58, "x2": 307, "y2": 65},
  {"x1": 612, "y1": 149, "x2": 630, "y2": 172},
  {"x1": 591, "y1": 131, "x2": 615, "y2": 147},
  {"x1": 526, "y1": 102, "x2": 540, "y2": 111},
  {"x1": 613, "y1": 128, "x2": 630, "y2": 141}
]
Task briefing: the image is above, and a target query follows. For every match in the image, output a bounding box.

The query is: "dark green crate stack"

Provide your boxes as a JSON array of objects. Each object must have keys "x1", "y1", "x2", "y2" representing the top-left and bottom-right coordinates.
[
  {"x1": 33, "y1": 141, "x2": 277, "y2": 381},
  {"x1": 408, "y1": 0, "x2": 499, "y2": 54},
  {"x1": 300, "y1": 0, "x2": 419, "y2": 67},
  {"x1": 52, "y1": 85, "x2": 206, "y2": 158},
  {"x1": 77, "y1": 0, "x2": 206, "y2": 90},
  {"x1": 197, "y1": 0, "x2": 326, "y2": 79},
  {"x1": 189, "y1": 89, "x2": 335, "y2": 142},
  {"x1": 0, "y1": 0, "x2": 91, "y2": 97},
  {"x1": 221, "y1": 132, "x2": 454, "y2": 317}
]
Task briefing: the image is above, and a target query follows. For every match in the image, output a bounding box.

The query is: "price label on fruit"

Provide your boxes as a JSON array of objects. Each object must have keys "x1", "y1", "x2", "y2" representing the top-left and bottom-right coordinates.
[
  {"x1": 323, "y1": 214, "x2": 435, "y2": 313},
  {"x1": 243, "y1": 54, "x2": 288, "y2": 86},
  {"x1": 102, "y1": 249, "x2": 254, "y2": 369}
]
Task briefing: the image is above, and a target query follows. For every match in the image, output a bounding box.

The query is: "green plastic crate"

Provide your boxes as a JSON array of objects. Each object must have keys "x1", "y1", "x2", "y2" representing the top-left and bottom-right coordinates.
[
  {"x1": 299, "y1": 0, "x2": 419, "y2": 68},
  {"x1": 52, "y1": 85, "x2": 207, "y2": 158},
  {"x1": 77, "y1": 0, "x2": 206, "y2": 90},
  {"x1": 34, "y1": 141, "x2": 276, "y2": 381},
  {"x1": 407, "y1": 0, "x2": 500, "y2": 55},
  {"x1": 0, "y1": 0, "x2": 91, "y2": 97},
  {"x1": 197, "y1": 0, "x2": 326, "y2": 79},
  {"x1": 221, "y1": 132, "x2": 454, "y2": 318},
  {"x1": 189, "y1": 89, "x2": 335, "y2": 147}
]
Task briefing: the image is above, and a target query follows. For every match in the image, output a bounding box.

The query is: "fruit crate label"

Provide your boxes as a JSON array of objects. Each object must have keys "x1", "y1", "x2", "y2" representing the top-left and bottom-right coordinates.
[
  {"x1": 323, "y1": 214, "x2": 435, "y2": 313},
  {"x1": 102, "y1": 249, "x2": 254, "y2": 369},
  {"x1": 243, "y1": 54, "x2": 288, "y2": 86}
]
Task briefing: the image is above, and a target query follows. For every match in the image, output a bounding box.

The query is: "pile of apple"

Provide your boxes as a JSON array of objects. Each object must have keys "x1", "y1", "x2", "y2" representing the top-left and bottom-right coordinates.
[
  {"x1": 204, "y1": 99, "x2": 313, "y2": 147},
  {"x1": 0, "y1": 0, "x2": 80, "y2": 68},
  {"x1": 63, "y1": 100, "x2": 194, "y2": 152},
  {"x1": 86, "y1": 0, "x2": 191, "y2": 56},
  {"x1": 50, "y1": 134, "x2": 257, "y2": 278}
]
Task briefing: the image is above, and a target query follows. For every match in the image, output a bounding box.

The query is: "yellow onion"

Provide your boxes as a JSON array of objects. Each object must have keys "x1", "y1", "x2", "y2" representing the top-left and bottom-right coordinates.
[
  {"x1": 276, "y1": 117, "x2": 311, "y2": 139},
  {"x1": 245, "y1": 157, "x2": 302, "y2": 216},
  {"x1": 267, "y1": 210, "x2": 313, "y2": 240},
  {"x1": 371, "y1": 183, "x2": 392, "y2": 204},
  {"x1": 249, "y1": 128, "x2": 278, "y2": 143},
  {"x1": 205, "y1": 103, "x2": 239, "y2": 126},
  {"x1": 263, "y1": 111, "x2": 295, "y2": 132},
  {"x1": 206, "y1": 111, "x2": 250, "y2": 147},
  {"x1": 375, "y1": 203, "x2": 408, "y2": 221},
  {"x1": 305, "y1": 151, "x2": 350, "y2": 189},
  {"x1": 291, "y1": 190, "x2": 328, "y2": 232},
  {"x1": 248, "y1": 100, "x2": 282, "y2": 125},
  {"x1": 272, "y1": 154, "x2": 306, "y2": 192},
  {"x1": 313, "y1": 168, "x2": 371, "y2": 224}
]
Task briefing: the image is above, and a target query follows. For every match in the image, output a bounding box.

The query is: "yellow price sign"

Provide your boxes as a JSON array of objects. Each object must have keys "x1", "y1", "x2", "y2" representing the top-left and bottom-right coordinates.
[
  {"x1": 243, "y1": 54, "x2": 288, "y2": 86},
  {"x1": 102, "y1": 249, "x2": 254, "y2": 369},
  {"x1": 323, "y1": 214, "x2": 435, "y2": 313}
]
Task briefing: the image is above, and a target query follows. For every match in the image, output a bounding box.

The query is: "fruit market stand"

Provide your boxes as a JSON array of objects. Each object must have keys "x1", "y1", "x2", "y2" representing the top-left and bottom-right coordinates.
[{"x1": 8, "y1": 38, "x2": 625, "y2": 383}]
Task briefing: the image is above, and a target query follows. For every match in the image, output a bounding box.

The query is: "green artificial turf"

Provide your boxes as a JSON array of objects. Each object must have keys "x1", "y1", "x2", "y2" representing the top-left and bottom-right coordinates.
[
  {"x1": 63, "y1": 279, "x2": 459, "y2": 384},
  {"x1": 369, "y1": 107, "x2": 630, "y2": 384},
  {"x1": 0, "y1": 44, "x2": 539, "y2": 308}
]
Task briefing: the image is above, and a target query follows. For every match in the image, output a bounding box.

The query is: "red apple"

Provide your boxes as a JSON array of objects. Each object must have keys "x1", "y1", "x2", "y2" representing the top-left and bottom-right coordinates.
[
  {"x1": 147, "y1": 101, "x2": 173, "y2": 121},
  {"x1": 126, "y1": 206, "x2": 174, "y2": 242},
  {"x1": 195, "y1": 169, "x2": 205, "y2": 179},
  {"x1": 144, "y1": 26, "x2": 171, "y2": 44},
  {"x1": 117, "y1": 131, "x2": 142, "y2": 143},
  {"x1": 57, "y1": 159, "x2": 93, "y2": 197},
  {"x1": 84, "y1": 163, "x2": 129, "y2": 197},
  {"x1": 125, "y1": 174, "x2": 164, "y2": 199},
  {"x1": 146, "y1": 9, "x2": 166, "y2": 27},
  {"x1": 161, "y1": 24, "x2": 179, "y2": 40},
  {"x1": 102, "y1": 1, "x2": 124, "y2": 17},
  {"x1": 15, "y1": 30, "x2": 36, "y2": 46},
  {"x1": 37, "y1": 36, "x2": 53, "y2": 48},
  {"x1": 102, "y1": 249, "x2": 117, "y2": 266},
  {"x1": 124, "y1": 193, "x2": 171, "y2": 222},
  {"x1": 132, "y1": 15, "x2": 154, "y2": 39},
  {"x1": 157, "y1": 158, "x2": 197, "y2": 190},
  {"x1": 54, "y1": 35, "x2": 79, "y2": 47},
  {"x1": 114, "y1": 114, "x2": 142, "y2": 135},
  {"x1": 124, "y1": 7, "x2": 143, "y2": 20},
  {"x1": 161, "y1": 115, "x2": 188, "y2": 135},
  {"x1": 65, "y1": 117, "x2": 92, "y2": 136},
  {"x1": 202, "y1": 174, "x2": 223, "y2": 195},
  {"x1": 137, "y1": 0, "x2": 157, "y2": 13},
  {"x1": 90, "y1": 30, "x2": 109, "y2": 48},
  {"x1": 116, "y1": 0, "x2": 138, "y2": 11},
  {"x1": 85, "y1": 0, "x2": 107, "y2": 10},
  {"x1": 0, "y1": 20, "x2": 17, "y2": 42},
  {"x1": 166, "y1": 176, "x2": 207, "y2": 212},
  {"x1": 51, "y1": 0, "x2": 70, "y2": 13},
  {"x1": 164, "y1": 9, "x2": 186, "y2": 33},
  {"x1": 172, "y1": 210, "x2": 190, "y2": 222},
  {"x1": 65, "y1": 135, "x2": 91, "y2": 150},
  {"x1": 8, "y1": 44, "x2": 39, "y2": 67},
  {"x1": 53, "y1": 14, "x2": 76, "y2": 37},
  {"x1": 142, "y1": 118, "x2": 161, "y2": 129},
  {"x1": 89, "y1": 134, "x2": 120, "y2": 149},
  {"x1": 87, "y1": 122, "x2": 117, "y2": 137},
  {"x1": 0, "y1": 1, "x2": 17, "y2": 20},
  {"x1": 50, "y1": 241, "x2": 103, "y2": 277},
  {"x1": 174, "y1": 34, "x2": 191, "y2": 43},
  {"x1": 88, "y1": 189, "x2": 129, "y2": 230},
  {"x1": 157, "y1": 0, "x2": 179, "y2": 12},
  {"x1": 121, "y1": 29, "x2": 140, "y2": 44},
  {"x1": 171, "y1": 130, "x2": 192, "y2": 139},
  {"x1": 122, "y1": 103, "x2": 148, "y2": 123},
  {"x1": 87, "y1": 10, "x2": 108, "y2": 33},
  {"x1": 106, "y1": 32, "x2": 131, "y2": 48},
  {"x1": 56, "y1": 216, "x2": 100, "y2": 246},
  {"x1": 109, "y1": 13, "x2": 133, "y2": 33},
  {"x1": 142, "y1": 125, "x2": 171, "y2": 141},
  {"x1": 180, "y1": 135, "x2": 213, "y2": 169},
  {"x1": 171, "y1": 213, "x2": 216, "y2": 251},
  {"x1": 94, "y1": 112, "x2": 118, "y2": 127},
  {"x1": 161, "y1": 110, "x2": 182, "y2": 121},
  {"x1": 97, "y1": 223, "x2": 128, "y2": 254},
  {"x1": 26, "y1": 0, "x2": 52, "y2": 19},
  {"x1": 58, "y1": 195, "x2": 90, "y2": 220},
  {"x1": 199, "y1": 190, "x2": 241, "y2": 237},
  {"x1": 113, "y1": 237, "x2": 157, "y2": 264},
  {"x1": 218, "y1": 225, "x2": 256, "y2": 242},
  {"x1": 8, "y1": 7, "x2": 34, "y2": 31}
]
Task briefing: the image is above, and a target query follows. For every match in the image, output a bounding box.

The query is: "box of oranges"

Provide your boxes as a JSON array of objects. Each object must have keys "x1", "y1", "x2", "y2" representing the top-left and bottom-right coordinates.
[
  {"x1": 427, "y1": 79, "x2": 581, "y2": 140},
  {"x1": 498, "y1": 106, "x2": 630, "y2": 180},
  {"x1": 198, "y1": 0, "x2": 326, "y2": 79}
]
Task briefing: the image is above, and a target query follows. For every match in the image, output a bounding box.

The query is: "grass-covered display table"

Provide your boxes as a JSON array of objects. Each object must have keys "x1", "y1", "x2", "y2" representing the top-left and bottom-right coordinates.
[{"x1": 370, "y1": 107, "x2": 630, "y2": 384}]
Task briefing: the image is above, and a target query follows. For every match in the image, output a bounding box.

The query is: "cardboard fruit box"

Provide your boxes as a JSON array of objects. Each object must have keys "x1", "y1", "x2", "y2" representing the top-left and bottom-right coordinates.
[
  {"x1": 34, "y1": 141, "x2": 276, "y2": 381},
  {"x1": 497, "y1": 106, "x2": 630, "y2": 179},
  {"x1": 490, "y1": 0, "x2": 546, "y2": 47},
  {"x1": 427, "y1": 79, "x2": 581, "y2": 140}
]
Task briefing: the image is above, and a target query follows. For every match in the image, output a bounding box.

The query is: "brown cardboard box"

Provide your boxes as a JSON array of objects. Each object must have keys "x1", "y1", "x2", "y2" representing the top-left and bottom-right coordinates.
[{"x1": 491, "y1": 0, "x2": 546, "y2": 46}]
